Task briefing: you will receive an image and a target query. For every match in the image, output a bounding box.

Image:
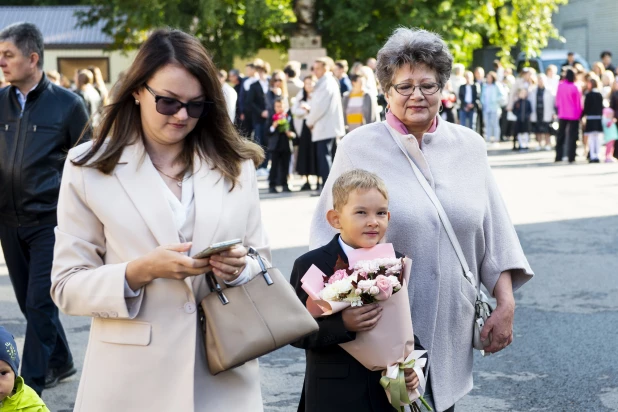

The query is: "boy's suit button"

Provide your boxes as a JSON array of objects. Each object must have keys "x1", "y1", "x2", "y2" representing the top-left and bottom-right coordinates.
[{"x1": 184, "y1": 302, "x2": 196, "y2": 314}]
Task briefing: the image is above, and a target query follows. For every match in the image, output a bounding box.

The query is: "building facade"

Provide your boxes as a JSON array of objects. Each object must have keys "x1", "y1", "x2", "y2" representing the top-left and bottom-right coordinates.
[
  {"x1": 0, "y1": 6, "x2": 137, "y2": 87},
  {"x1": 549, "y1": 0, "x2": 618, "y2": 66}
]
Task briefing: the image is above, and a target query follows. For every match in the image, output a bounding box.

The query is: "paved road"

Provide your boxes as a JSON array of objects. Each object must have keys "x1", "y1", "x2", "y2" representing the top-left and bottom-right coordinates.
[{"x1": 1, "y1": 142, "x2": 617, "y2": 411}]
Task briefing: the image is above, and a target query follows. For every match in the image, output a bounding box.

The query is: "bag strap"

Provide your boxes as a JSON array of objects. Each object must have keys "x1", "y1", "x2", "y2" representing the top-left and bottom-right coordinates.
[{"x1": 383, "y1": 121, "x2": 477, "y2": 290}]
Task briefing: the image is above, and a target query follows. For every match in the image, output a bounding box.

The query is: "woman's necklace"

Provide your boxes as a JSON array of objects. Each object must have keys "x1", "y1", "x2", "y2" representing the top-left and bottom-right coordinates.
[{"x1": 152, "y1": 164, "x2": 189, "y2": 187}]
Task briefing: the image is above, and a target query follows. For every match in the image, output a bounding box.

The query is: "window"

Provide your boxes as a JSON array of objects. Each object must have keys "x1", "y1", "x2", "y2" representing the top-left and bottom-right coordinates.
[{"x1": 57, "y1": 57, "x2": 110, "y2": 82}]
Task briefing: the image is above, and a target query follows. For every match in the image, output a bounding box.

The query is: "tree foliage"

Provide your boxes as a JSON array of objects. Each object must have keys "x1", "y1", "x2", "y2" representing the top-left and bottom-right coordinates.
[
  {"x1": 316, "y1": 0, "x2": 568, "y2": 66},
  {"x1": 23, "y1": 0, "x2": 567, "y2": 68},
  {"x1": 74, "y1": 0, "x2": 295, "y2": 68}
]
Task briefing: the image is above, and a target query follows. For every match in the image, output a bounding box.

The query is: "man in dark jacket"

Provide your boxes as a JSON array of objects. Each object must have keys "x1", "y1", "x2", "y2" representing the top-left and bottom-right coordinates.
[{"x1": 0, "y1": 22, "x2": 90, "y2": 395}]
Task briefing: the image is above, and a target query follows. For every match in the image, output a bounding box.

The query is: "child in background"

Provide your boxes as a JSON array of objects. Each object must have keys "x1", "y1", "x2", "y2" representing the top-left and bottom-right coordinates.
[
  {"x1": 582, "y1": 78, "x2": 605, "y2": 163},
  {"x1": 0, "y1": 327, "x2": 50, "y2": 412},
  {"x1": 602, "y1": 107, "x2": 618, "y2": 162},
  {"x1": 513, "y1": 88, "x2": 532, "y2": 151},
  {"x1": 289, "y1": 169, "x2": 425, "y2": 412},
  {"x1": 267, "y1": 97, "x2": 295, "y2": 193}
]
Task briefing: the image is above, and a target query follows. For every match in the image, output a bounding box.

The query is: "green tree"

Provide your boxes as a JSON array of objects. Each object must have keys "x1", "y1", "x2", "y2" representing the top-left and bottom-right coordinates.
[
  {"x1": 315, "y1": 0, "x2": 567, "y2": 66},
  {"x1": 74, "y1": 0, "x2": 295, "y2": 68}
]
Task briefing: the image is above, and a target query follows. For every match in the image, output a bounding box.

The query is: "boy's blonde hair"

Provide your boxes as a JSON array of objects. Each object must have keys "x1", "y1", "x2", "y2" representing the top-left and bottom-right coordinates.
[{"x1": 332, "y1": 169, "x2": 388, "y2": 211}]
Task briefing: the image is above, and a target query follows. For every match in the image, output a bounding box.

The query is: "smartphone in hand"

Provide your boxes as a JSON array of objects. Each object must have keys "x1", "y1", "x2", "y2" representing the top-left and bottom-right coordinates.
[{"x1": 191, "y1": 239, "x2": 242, "y2": 259}]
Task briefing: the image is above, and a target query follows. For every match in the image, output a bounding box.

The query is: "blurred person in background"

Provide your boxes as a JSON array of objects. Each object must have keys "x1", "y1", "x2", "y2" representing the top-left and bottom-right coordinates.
[
  {"x1": 246, "y1": 60, "x2": 270, "y2": 174},
  {"x1": 440, "y1": 79, "x2": 457, "y2": 123},
  {"x1": 75, "y1": 68, "x2": 102, "y2": 127},
  {"x1": 493, "y1": 59, "x2": 505, "y2": 82},
  {"x1": 46, "y1": 69, "x2": 60, "y2": 85},
  {"x1": 458, "y1": 70, "x2": 478, "y2": 129},
  {"x1": 601, "y1": 70, "x2": 615, "y2": 104},
  {"x1": 592, "y1": 61, "x2": 605, "y2": 78},
  {"x1": 218, "y1": 69, "x2": 237, "y2": 122},
  {"x1": 342, "y1": 73, "x2": 376, "y2": 133},
  {"x1": 582, "y1": 77, "x2": 604, "y2": 163},
  {"x1": 529, "y1": 74, "x2": 555, "y2": 151},
  {"x1": 555, "y1": 68, "x2": 582, "y2": 163},
  {"x1": 365, "y1": 57, "x2": 377, "y2": 72},
  {"x1": 305, "y1": 57, "x2": 345, "y2": 191},
  {"x1": 241, "y1": 61, "x2": 260, "y2": 139},
  {"x1": 284, "y1": 61, "x2": 303, "y2": 102},
  {"x1": 450, "y1": 63, "x2": 465, "y2": 123},
  {"x1": 480, "y1": 71, "x2": 506, "y2": 144},
  {"x1": 473, "y1": 66, "x2": 485, "y2": 134},
  {"x1": 88, "y1": 66, "x2": 109, "y2": 106},
  {"x1": 333, "y1": 60, "x2": 352, "y2": 95},
  {"x1": 227, "y1": 69, "x2": 245, "y2": 131},
  {"x1": 611, "y1": 80, "x2": 618, "y2": 160},
  {"x1": 0, "y1": 22, "x2": 89, "y2": 395},
  {"x1": 601, "y1": 50, "x2": 615, "y2": 73},
  {"x1": 292, "y1": 75, "x2": 318, "y2": 191},
  {"x1": 545, "y1": 64, "x2": 560, "y2": 93}
]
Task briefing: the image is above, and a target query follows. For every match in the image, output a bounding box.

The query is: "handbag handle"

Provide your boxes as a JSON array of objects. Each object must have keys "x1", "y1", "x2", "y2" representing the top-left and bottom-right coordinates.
[
  {"x1": 383, "y1": 121, "x2": 478, "y2": 291},
  {"x1": 205, "y1": 247, "x2": 274, "y2": 306}
]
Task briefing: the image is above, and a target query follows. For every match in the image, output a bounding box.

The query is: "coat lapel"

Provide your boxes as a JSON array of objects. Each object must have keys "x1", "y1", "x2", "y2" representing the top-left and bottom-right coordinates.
[
  {"x1": 190, "y1": 155, "x2": 224, "y2": 258},
  {"x1": 114, "y1": 142, "x2": 180, "y2": 247}
]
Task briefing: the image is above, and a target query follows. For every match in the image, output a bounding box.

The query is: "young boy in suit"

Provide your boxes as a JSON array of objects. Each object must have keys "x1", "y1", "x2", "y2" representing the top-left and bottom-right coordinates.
[
  {"x1": 0, "y1": 326, "x2": 50, "y2": 411},
  {"x1": 290, "y1": 169, "x2": 425, "y2": 412}
]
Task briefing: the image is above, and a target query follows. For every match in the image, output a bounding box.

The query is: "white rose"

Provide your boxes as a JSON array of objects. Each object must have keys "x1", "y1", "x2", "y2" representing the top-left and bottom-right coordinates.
[{"x1": 369, "y1": 286, "x2": 380, "y2": 295}]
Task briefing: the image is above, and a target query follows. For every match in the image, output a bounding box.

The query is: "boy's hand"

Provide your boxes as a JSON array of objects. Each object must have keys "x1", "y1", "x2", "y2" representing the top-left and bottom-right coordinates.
[
  {"x1": 342, "y1": 304, "x2": 382, "y2": 332},
  {"x1": 404, "y1": 369, "x2": 419, "y2": 391}
]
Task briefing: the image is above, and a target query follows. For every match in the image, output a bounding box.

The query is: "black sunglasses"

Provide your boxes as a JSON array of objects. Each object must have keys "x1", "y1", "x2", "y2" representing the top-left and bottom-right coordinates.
[{"x1": 144, "y1": 84, "x2": 213, "y2": 118}]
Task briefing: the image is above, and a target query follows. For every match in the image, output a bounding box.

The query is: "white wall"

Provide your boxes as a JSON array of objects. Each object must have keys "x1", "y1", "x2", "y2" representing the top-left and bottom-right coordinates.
[{"x1": 43, "y1": 48, "x2": 138, "y2": 87}]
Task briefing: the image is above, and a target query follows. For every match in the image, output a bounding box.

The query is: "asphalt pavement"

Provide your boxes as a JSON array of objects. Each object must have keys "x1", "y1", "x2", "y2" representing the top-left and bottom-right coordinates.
[{"x1": 1, "y1": 141, "x2": 617, "y2": 411}]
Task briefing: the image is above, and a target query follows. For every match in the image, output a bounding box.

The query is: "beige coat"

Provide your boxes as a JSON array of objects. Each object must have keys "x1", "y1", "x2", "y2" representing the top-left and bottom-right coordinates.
[{"x1": 51, "y1": 140, "x2": 270, "y2": 412}]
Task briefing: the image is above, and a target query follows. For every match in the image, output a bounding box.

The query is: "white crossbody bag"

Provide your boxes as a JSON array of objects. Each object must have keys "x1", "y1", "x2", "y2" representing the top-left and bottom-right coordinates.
[{"x1": 384, "y1": 121, "x2": 493, "y2": 353}]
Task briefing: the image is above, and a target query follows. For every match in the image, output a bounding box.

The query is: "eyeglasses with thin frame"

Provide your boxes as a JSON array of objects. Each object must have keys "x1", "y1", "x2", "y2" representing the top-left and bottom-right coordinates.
[
  {"x1": 392, "y1": 82, "x2": 441, "y2": 97},
  {"x1": 144, "y1": 84, "x2": 213, "y2": 118}
]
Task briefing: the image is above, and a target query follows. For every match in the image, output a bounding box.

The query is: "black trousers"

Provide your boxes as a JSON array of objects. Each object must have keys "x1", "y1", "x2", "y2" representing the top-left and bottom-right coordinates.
[
  {"x1": 269, "y1": 150, "x2": 291, "y2": 187},
  {"x1": 316, "y1": 138, "x2": 335, "y2": 185},
  {"x1": 556, "y1": 119, "x2": 580, "y2": 162},
  {"x1": 0, "y1": 223, "x2": 73, "y2": 394}
]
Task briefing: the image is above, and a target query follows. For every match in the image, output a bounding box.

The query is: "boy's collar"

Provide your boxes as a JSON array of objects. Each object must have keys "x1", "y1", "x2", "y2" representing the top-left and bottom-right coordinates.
[{"x1": 337, "y1": 236, "x2": 356, "y2": 257}]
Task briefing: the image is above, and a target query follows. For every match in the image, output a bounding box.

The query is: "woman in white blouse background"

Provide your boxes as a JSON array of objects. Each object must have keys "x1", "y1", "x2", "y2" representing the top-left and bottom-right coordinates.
[{"x1": 50, "y1": 29, "x2": 270, "y2": 412}]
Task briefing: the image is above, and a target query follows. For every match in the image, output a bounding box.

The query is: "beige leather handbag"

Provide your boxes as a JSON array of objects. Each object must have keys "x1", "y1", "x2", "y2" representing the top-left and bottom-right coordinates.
[{"x1": 200, "y1": 247, "x2": 319, "y2": 375}]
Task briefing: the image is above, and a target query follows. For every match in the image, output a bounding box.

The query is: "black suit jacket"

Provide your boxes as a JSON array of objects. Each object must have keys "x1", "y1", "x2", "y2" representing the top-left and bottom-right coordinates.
[
  {"x1": 247, "y1": 80, "x2": 267, "y2": 125},
  {"x1": 290, "y1": 235, "x2": 425, "y2": 412},
  {"x1": 458, "y1": 83, "x2": 479, "y2": 110}
]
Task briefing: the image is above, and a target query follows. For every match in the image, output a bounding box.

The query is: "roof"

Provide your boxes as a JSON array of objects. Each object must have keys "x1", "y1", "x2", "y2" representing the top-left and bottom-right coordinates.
[{"x1": 0, "y1": 6, "x2": 111, "y2": 47}]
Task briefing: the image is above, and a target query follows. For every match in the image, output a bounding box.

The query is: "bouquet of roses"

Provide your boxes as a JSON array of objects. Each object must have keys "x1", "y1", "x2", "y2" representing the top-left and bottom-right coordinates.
[
  {"x1": 319, "y1": 258, "x2": 404, "y2": 307},
  {"x1": 272, "y1": 112, "x2": 290, "y2": 133},
  {"x1": 301, "y1": 244, "x2": 431, "y2": 411}
]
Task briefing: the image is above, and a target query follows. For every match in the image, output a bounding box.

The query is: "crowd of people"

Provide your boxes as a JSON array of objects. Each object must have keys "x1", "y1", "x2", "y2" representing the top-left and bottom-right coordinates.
[
  {"x1": 440, "y1": 51, "x2": 618, "y2": 163},
  {"x1": 216, "y1": 50, "x2": 618, "y2": 194}
]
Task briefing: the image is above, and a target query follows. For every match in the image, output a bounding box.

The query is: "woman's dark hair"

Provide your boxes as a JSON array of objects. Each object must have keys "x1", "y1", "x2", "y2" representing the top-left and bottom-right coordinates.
[
  {"x1": 565, "y1": 68, "x2": 575, "y2": 83},
  {"x1": 589, "y1": 77, "x2": 598, "y2": 89},
  {"x1": 301, "y1": 75, "x2": 315, "y2": 102},
  {"x1": 73, "y1": 29, "x2": 263, "y2": 189},
  {"x1": 349, "y1": 74, "x2": 361, "y2": 83}
]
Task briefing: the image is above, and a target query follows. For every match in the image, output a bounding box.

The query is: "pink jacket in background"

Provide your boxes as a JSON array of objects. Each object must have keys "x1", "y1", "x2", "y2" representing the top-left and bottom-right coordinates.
[{"x1": 555, "y1": 80, "x2": 582, "y2": 120}]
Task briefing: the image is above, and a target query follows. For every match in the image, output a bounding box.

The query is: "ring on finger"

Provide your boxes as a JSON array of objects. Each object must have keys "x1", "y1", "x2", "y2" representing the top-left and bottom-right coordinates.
[{"x1": 233, "y1": 269, "x2": 239, "y2": 275}]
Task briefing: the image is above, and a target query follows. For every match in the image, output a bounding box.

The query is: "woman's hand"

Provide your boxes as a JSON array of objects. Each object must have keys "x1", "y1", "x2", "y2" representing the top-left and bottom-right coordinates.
[
  {"x1": 209, "y1": 245, "x2": 248, "y2": 283},
  {"x1": 125, "y1": 242, "x2": 211, "y2": 290},
  {"x1": 404, "y1": 369, "x2": 419, "y2": 391},
  {"x1": 482, "y1": 271, "x2": 515, "y2": 354}
]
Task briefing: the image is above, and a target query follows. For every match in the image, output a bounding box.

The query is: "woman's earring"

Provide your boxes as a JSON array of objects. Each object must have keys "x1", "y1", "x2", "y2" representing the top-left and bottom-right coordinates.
[
  {"x1": 439, "y1": 102, "x2": 444, "y2": 113},
  {"x1": 135, "y1": 99, "x2": 140, "y2": 105}
]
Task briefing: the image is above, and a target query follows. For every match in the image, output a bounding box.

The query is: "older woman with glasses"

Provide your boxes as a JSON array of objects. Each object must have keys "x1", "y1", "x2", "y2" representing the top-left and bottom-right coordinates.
[
  {"x1": 51, "y1": 29, "x2": 270, "y2": 411},
  {"x1": 309, "y1": 28, "x2": 533, "y2": 412}
]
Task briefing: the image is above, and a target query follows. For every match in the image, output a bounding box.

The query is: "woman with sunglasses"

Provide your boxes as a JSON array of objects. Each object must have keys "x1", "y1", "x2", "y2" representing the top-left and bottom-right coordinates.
[
  {"x1": 50, "y1": 29, "x2": 270, "y2": 412},
  {"x1": 309, "y1": 28, "x2": 533, "y2": 412}
]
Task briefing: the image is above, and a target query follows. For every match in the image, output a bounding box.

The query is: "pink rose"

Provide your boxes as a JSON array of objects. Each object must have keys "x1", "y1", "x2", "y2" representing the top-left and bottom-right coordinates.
[
  {"x1": 374, "y1": 275, "x2": 393, "y2": 301},
  {"x1": 328, "y1": 269, "x2": 349, "y2": 284}
]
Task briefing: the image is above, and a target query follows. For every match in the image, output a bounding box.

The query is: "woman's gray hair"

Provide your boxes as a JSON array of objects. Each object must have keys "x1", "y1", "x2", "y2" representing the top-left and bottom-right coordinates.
[{"x1": 376, "y1": 28, "x2": 453, "y2": 93}]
